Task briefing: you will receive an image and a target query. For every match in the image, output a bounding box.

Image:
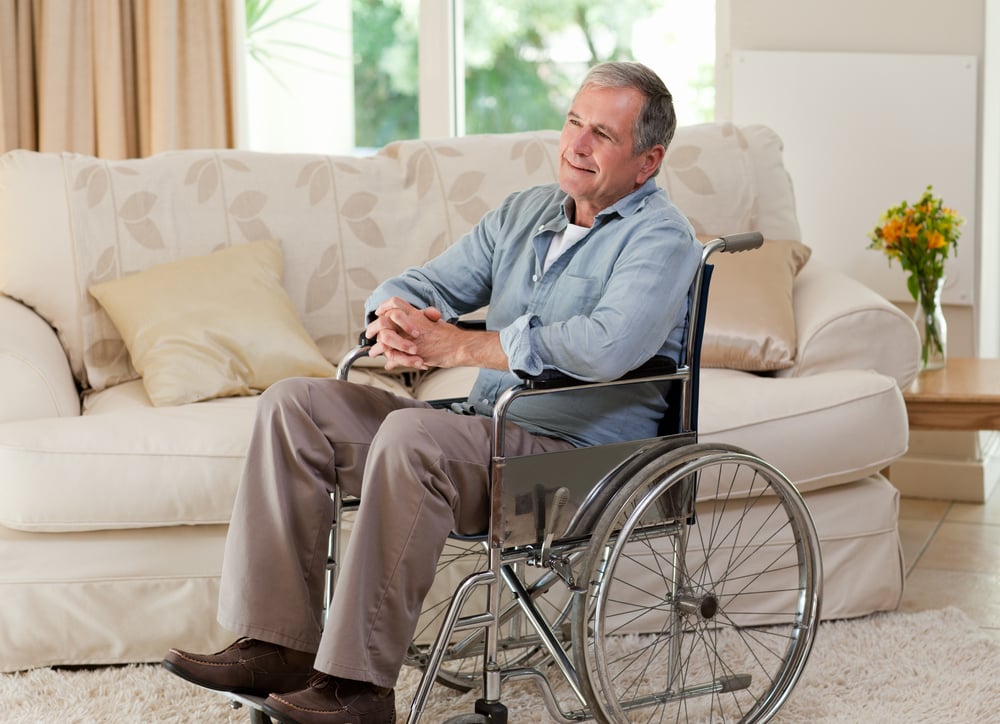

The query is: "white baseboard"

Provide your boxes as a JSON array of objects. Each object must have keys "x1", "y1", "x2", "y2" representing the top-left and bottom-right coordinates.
[{"x1": 889, "y1": 431, "x2": 1000, "y2": 502}]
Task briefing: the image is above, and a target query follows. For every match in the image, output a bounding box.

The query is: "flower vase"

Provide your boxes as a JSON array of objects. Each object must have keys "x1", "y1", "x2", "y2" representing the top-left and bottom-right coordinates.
[{"x1": 913, "y1": 276, "x2": 947, "y2": 371}]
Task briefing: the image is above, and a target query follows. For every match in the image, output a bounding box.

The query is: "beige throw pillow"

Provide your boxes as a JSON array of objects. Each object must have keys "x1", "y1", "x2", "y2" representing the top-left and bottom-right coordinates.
[
  {"x1": 699, "y1": 238, "x2": 812, "y2": 371},
  {"x1": 88, "y1": 239, "x2": 335, "y2": 406}
]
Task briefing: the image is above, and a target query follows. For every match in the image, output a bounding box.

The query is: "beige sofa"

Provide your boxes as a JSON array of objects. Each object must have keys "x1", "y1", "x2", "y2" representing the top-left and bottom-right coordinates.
[{"x1": 0, "y1": 124, "x2": 919, "y2": 673}]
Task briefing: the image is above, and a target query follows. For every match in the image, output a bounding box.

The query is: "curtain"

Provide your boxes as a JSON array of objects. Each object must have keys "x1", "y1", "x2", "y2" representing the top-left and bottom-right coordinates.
[{"x1": 0, "y1": 0, "x2": 240, "y2": 159}]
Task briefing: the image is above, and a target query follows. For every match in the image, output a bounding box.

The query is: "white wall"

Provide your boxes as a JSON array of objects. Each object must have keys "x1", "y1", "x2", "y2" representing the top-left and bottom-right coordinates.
[{"x1": 716, "y1": 0, "x2": 993, "y2": 358}]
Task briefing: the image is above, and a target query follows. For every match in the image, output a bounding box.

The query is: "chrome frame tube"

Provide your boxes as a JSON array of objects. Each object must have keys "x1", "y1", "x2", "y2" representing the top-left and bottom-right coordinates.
[
  {"x1": 501, "y1": 568, "x2": 586, "y2": 706},
  {"x1": 406, "y1": 569, "x2": 496, "y2": 723}
]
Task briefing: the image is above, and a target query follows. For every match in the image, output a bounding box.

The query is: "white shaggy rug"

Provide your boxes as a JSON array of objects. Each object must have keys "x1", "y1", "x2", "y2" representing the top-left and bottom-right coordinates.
[{"x1": 2, "y1": 607, "x2": 998, "y2": 723}]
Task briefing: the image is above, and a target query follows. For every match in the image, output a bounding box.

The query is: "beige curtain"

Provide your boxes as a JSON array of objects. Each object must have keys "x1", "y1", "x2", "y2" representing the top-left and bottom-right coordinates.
[{"x1": 0, "y1": 0, "x2": 239, "y2": 159}]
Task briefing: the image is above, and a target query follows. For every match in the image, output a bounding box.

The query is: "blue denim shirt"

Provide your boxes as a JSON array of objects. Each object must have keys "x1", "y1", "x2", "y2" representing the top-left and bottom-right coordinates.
[{"x1": 367, "y1": 178, "x2": 701, "y2": 447}]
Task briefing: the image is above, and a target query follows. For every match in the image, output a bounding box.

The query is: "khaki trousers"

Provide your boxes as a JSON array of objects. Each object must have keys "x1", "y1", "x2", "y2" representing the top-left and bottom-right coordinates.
[{"x1": 216, "y1": 377, "x2": 573, "y2": 688}]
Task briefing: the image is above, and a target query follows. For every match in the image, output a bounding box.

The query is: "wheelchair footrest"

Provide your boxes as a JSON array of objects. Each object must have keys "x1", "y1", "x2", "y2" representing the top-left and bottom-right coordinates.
[
  {"x1": 225, "y1": 692, "x2": 272, "y2": 723},
  {"x1": 718, "y1": 673, "x2": 753, "y2": 693}
]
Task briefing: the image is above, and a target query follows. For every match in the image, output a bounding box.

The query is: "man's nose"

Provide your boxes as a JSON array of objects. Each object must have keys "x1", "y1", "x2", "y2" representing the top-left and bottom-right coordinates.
[{"x1": 572, "y1": 130, "x2": 593, "y2": 155}]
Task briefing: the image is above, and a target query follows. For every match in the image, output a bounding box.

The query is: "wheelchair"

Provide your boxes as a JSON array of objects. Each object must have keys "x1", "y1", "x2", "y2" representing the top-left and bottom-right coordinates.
[{"x1": 232, "y1": 232, "x2": 823, "y2": 723}]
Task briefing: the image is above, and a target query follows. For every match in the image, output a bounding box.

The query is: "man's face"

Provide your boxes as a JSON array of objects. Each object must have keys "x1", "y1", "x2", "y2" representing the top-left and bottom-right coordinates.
[{"x1": 558, "y1": 84, "x2": 663, "y2": 227}]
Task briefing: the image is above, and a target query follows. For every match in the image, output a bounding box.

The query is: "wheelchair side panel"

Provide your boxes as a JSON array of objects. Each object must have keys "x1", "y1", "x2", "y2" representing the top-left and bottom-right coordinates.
[{"x1": 495, "y1": 431, "x2": 697, "y2": 547}]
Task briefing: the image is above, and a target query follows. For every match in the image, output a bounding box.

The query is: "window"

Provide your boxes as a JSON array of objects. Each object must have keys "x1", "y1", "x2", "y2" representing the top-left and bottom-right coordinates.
[
  {"x1": 243, "y1": 0, "x2": 356, "y2": 153},
  {"x1": 243, "y1": 1, "x2": 714, "y2": 155},
  {"x1": 461, "y1": 1, "x2": 715, "y2": 135}
]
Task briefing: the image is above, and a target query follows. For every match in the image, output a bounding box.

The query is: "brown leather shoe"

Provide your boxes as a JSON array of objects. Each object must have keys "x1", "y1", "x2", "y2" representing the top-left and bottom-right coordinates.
[
  {"x1": 162, "y1": 637, "x2": 315, "y2": 696},
  {"x1": 262, "y1": 673, "x2": 396, "y2": 724}
]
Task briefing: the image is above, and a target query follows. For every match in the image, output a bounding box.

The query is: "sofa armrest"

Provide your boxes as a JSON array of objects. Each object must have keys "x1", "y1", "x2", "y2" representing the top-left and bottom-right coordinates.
[
  {"x1": 0, "y1": 294, "x2": 80, "y2": 421},
  {"x1": 778, "y1": 261, "x2": 920, "y2": 389}
]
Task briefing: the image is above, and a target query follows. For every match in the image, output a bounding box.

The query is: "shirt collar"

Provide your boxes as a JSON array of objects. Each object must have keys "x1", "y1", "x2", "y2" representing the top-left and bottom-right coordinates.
[
  {"x1": 564, "y1": 177, "x2": 661, "y2": 223},
  {"x1": 540, "y1": 177, "x2": 662, "y2": 235},
  {"x1": 596, "y1": 177, "x2": 661, "y2": 220}
]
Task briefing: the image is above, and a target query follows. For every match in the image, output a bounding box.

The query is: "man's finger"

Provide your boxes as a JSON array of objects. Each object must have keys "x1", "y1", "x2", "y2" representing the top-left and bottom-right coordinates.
[
  {"x1": 376, "y1": 328, "x2": 418, "y2": 355},
  {"x1": 381, "y1": 307, "x2": 423, "y2": 338}
]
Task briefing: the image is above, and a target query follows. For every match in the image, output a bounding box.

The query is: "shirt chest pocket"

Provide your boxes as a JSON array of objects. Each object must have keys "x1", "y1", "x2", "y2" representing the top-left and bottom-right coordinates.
[{"x1": 545, "y1": 273, "x2": 603, "y2": 320}]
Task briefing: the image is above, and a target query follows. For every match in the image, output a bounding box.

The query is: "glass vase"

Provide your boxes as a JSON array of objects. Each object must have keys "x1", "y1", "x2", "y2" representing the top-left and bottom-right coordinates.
[{"x1": 913, "y1": 275, "x2": 947, "y2": 371}]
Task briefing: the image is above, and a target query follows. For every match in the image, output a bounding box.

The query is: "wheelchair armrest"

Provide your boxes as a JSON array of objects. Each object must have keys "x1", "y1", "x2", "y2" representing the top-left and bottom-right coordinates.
[{"x1": 517, "y1": 356, "x2": 678, "y2": 390}]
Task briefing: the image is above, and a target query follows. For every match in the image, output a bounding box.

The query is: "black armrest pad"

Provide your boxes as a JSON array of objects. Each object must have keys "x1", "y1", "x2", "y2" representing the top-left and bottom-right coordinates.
[
  {"x1": 358, "y1": 311, "x2": 378, "y2": 346},
  {"x1": 517, "y1": 356, "x2": 678, "y2": 390}
]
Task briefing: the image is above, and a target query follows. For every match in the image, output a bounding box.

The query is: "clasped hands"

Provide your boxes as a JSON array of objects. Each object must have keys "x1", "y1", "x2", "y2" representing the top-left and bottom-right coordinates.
[
  {"x1": 366, "y1": 296, "x2": 507, "y2": 372},
  {"x1": 365, "y1": 297, "x2": 460, "y2": 371}
]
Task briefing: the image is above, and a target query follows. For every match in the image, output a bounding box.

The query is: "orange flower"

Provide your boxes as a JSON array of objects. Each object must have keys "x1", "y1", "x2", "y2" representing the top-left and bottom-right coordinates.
[
  {"x1": 904, "y1": 224, "x2": 920, "y2": 240},
  {"x1": 882, "y1": 218, "x2": 903, "y2": 244},
  {"x1": 927, "y1": 231, "x2": 946, "y2": 250}
]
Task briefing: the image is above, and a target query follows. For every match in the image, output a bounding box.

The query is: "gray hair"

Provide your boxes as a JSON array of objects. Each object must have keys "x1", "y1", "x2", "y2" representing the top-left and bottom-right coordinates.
[{"x1": 577, "y1": 61, "x2": 677, "y2": 156}]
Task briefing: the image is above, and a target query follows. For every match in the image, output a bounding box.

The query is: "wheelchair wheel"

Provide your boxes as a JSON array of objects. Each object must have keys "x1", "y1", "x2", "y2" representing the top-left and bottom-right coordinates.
[
  {"x1": 573, "y1": 442, "x2": 822, "y2": 723},
  {"x1": 406, "y1": 536, "x2": 573, "y2": 691}
]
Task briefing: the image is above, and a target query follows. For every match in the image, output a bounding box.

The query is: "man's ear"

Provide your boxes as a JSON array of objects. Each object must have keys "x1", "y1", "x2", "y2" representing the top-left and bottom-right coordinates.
[{"x1": 637, "y1": 144, "x2": 666, "y2": 183}]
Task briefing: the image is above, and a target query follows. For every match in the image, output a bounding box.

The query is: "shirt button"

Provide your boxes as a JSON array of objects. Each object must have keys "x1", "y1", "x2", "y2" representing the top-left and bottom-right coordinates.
[
  {"x1": 532, "y1": 274, "x2": 538, "y2": 282},
  {"x1": 482, "y1": 399, "x2": 490, "y2": 405}
]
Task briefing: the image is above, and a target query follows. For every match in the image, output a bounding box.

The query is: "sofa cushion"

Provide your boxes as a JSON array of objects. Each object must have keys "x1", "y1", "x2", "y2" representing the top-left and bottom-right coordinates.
[
  {"x1": 698, "y1": 367, "x2": 908, "y2": 492},
  {"x1": 88, "y1": 239, "x2": 335, "y2": 406},
  {"x1": 0, "y1": 369, "x2": 415, "y2": 533},
  {"x1": 701, "y1": 238, "x2": 811, "y2": 371},
  {"x1": 739, "y1": 124, "x2": 802, "y2": 241},
  {"x1": 657, "y1": 123, "x2": 755, "y2": 236},
  {"x1": 0, "y1": 389, "x2": 255, "y2": 532}
]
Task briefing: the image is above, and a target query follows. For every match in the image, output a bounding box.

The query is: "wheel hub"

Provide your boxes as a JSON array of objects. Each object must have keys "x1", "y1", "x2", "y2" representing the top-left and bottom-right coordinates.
[{"x1": 675, "y1": 590, "x2": 719, "y2": 619}]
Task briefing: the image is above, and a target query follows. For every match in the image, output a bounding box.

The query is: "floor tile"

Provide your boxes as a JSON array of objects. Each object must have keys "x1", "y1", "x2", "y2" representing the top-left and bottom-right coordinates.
[
  {"x1": 899, "y1": 497, "x2": 951, "y2": 521},
  {"x1": 900, "y1": 568, "x2": 1000, "y2": 628},
  {"x1": 897, "y1": 518, "x2": 937, "y2": 573},
  {"x1": 915, "y1": 521, "x2": 1000, "y2": 575},
  {"x1": 947, "y1": 492, "x2": 1000, "y2": 525}
]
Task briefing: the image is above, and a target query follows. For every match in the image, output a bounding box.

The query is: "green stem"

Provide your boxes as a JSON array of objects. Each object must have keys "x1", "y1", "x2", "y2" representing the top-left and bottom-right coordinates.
[{"x1": 917, "y1": 277, "x2": 944, "y2": 366}]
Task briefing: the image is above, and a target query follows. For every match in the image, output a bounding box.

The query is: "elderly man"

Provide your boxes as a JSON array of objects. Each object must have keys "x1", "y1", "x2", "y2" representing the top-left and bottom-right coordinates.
[{"x1": 163, "y1": 61, "x2": 701, "y2": 724}]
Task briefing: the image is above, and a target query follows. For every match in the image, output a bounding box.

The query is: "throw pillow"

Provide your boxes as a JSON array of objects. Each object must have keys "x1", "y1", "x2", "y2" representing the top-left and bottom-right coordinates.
[
  {"x1": 88, "y1": 239, "x2": 335, "y2": 406},
  {"x1": 699, "y1": 238, "x2": 812, "y2": 371}
]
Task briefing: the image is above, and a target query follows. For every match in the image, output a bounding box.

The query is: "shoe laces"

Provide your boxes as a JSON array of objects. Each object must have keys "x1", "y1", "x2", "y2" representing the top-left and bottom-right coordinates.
[{"x1": 308, "y1": 672, "x2": 334, "y2": 690}]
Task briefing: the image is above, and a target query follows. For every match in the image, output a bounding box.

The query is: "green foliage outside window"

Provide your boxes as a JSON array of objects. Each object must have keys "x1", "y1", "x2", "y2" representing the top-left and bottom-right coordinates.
[{"x1": 353, "y1": 0, "x2": 660, "y2": 148}]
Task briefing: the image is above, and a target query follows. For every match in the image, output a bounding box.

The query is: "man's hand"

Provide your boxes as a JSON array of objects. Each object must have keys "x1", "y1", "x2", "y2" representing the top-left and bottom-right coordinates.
[{"x1": 366, "y1": 296, "x2": 508, "y2": 371}]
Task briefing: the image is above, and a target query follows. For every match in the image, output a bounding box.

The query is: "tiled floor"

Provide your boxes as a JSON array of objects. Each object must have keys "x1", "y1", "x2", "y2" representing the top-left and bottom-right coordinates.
[{"x1": 897, "y1": 487, "x2": 1000, "y2": 638}]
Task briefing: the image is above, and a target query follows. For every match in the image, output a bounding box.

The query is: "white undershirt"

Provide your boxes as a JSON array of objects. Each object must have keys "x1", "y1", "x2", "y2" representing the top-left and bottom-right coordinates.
[{"x1": 543, "y1": 223, "x2": 589, "y2": 273}]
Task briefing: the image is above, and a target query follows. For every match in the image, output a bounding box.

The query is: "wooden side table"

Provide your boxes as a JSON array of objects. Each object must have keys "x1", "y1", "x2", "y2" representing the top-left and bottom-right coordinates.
[
  {"x1": 897, "y1": 357, "x2": 1000, "y2": 502},
  {"x1": 904, "y1": 357, "x2": 1000, "y2": 430}
]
